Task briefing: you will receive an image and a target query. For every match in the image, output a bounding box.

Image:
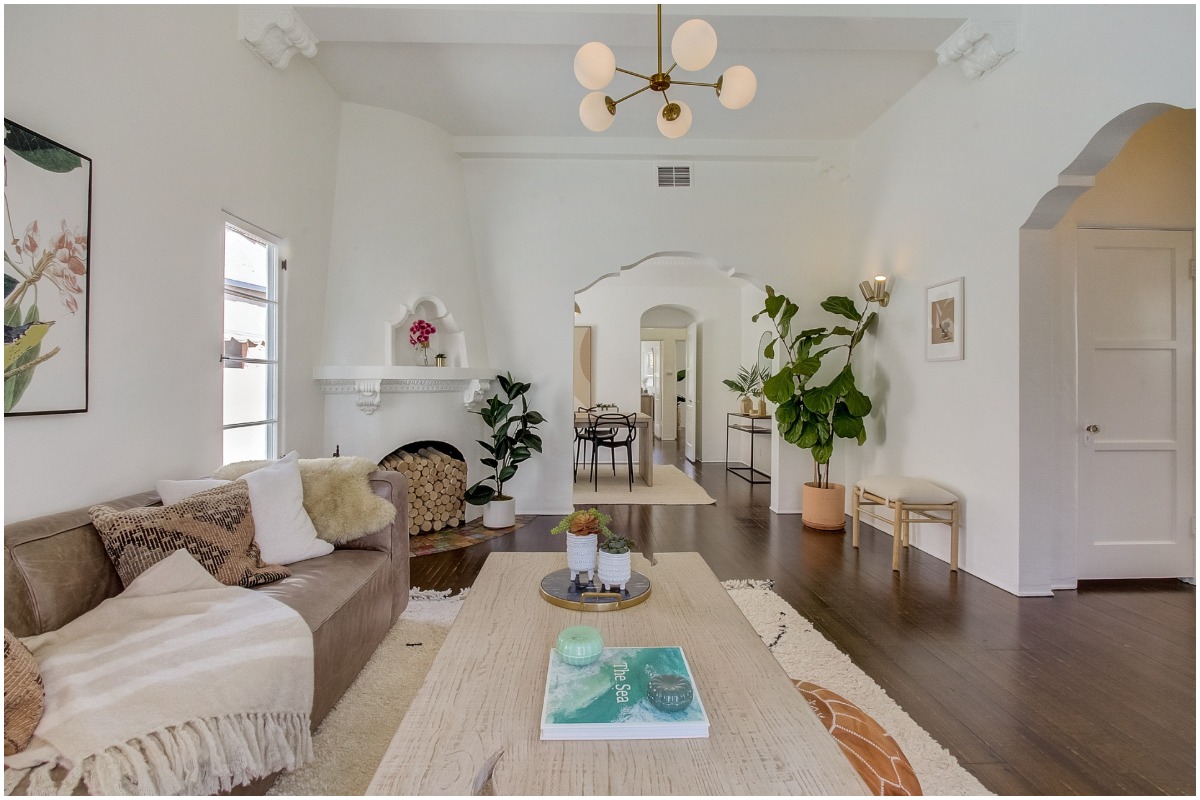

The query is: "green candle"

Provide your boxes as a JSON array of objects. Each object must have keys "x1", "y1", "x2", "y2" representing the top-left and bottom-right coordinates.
[{"x1": 556, "y1": 625, "x2": 604, "y2": 666}]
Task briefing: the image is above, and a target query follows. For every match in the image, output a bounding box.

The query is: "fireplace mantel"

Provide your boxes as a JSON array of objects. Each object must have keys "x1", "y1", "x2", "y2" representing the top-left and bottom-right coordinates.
[{"x1": 314, "y1": 366, "x2": 495, "y2": 415}]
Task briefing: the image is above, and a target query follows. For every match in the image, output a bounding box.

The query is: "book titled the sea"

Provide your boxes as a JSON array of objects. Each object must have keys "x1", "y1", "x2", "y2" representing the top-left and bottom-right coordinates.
[{"x1": 540, "y1": 646, "x2": 710, "y2": 740}]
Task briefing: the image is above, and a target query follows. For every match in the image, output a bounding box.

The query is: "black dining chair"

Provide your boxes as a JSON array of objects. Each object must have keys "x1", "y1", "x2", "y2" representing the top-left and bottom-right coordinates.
[
  {"x1": 589, "y1": 412, "x2": 637, "y2": 491},
  {"x1": 574, "y1": 406, "x2": 617, "y2": 482}
]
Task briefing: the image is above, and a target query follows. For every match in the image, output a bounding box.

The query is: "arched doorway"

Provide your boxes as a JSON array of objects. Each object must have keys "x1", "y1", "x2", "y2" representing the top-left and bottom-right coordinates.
[{"x1": 1020, "y1": 105, "x2": 1195, "y2": 585}]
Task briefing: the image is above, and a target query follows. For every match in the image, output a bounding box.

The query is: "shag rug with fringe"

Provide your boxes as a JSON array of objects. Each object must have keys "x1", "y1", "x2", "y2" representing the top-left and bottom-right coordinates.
[{"x1": 270, "y1": 582, "x2": 992, "y2": 796}]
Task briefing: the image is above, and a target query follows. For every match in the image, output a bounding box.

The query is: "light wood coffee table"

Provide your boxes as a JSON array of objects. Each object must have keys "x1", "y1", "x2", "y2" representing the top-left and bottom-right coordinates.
[{"x1": 368, "y1": 552, "x2": 866, "y2": 795}]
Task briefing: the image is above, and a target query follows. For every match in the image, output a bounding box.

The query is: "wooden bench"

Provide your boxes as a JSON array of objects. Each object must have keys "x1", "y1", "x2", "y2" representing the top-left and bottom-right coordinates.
[{"x1": 851, "y1": 476, "x2": 960, "y2": 572}]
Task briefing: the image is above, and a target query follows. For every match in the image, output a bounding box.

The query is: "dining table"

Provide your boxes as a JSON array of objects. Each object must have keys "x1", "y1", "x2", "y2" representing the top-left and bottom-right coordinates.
[{"x1": 573, "y1": 411, "x2": 654, "y2": 487}]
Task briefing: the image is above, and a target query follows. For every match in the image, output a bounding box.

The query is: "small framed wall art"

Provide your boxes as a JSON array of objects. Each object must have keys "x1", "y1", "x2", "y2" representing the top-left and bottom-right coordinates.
[
  {"x1": 4, "y1": 120, "x2": 92, "y2": 415},
  {"x1": 925, "y1": 277, "x2": 964, "y2": 361}
]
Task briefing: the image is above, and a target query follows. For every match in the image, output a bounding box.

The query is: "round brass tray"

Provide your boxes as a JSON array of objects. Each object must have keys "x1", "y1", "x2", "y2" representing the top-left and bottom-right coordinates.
[{"x1": 539, "y1": 568, "x2": 651, "y2": 612}]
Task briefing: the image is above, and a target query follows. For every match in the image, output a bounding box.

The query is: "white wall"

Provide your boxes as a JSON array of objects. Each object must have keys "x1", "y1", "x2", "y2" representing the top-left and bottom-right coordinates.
[
  {"x1": 320, "y1": 104, "x2": 489, "y2": 371},
  {"x1": 845, "y1": 5, "x2": 1195, "y2": 594},
  {"x1": 4, "y1": 6, "x2": 342, "y2": 520},
  {"x1": 462, "y1": 156, "x2": 849, "y2": 514}
]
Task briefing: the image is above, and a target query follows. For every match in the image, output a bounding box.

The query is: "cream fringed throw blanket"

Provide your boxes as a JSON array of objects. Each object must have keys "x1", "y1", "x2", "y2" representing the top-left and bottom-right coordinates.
[
  {"x1": 214, "y1": 456, "x2": 395, "y2": 543},
  {"x1": 3, "y1": 551, "x2": 313, "y2": 796}
]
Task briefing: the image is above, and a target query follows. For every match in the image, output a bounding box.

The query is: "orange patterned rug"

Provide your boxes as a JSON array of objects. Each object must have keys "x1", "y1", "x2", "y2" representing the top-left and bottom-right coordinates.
[{"x1": 408, "y1": 515, "x2": 536, "y2": 557}]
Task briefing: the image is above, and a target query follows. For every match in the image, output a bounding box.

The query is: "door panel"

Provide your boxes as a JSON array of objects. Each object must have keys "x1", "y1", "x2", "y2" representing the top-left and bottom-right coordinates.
[
  {"x1": 685, "y1": 323, "x2": 698, "y2": 462},
  {"x1": 1077, "y1": 228, "x2": 1195, "y2": 579}
]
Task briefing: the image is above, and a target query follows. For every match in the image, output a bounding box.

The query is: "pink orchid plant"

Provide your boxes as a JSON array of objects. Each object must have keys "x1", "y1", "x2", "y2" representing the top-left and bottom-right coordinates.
[{"x1": 408, "y1": 319, "x2": 436, "y2": 350}]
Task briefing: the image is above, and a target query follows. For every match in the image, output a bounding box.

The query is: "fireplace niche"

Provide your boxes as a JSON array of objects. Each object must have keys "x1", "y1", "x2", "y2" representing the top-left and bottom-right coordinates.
[{"x1": 378, "y1": 441, "x2": 468, "y2": 535}]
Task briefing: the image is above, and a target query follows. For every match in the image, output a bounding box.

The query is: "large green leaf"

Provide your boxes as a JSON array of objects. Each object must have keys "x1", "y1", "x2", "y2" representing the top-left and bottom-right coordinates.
[
  {"x1": 778, "y1": 300, "x2": 799, "y2": 338},
  {"x1": 796, "y1": 423, "x2": 819, "y2": 449},
  {"x1": 497, "y1": 465, "x2": 517, "y2": 483},
  {"x1": 812, "y1": 441, "x2": 834, "y2": 464},
  {"x1": 793, "y1": 355, "x2": 823, "y2": 377},
  {"x1": 4, "y1": 275, "x2": 17, "y2": 298},
  {"x1": 828, "y1": 365, "x2": 855, "y2": 396},
  {"x1": 820, "y1": 295, "x2": 861, "y2": 322},
  {"x1": 524, "y1": 410, "x2": 545, "y2": 426},
  {"x1": 4, "y1": 304, "x2": 20, "y2": 326},
  {"x1": 802, "y1": 385, "x2": 836, "y2": 415},
  {"x1": 6, "y1": 304, "x2": 42, "y2": 411},
  {"x1": 521, "y1": 432, "x2": 543, "y2": 452},
  {"x1": 832, "y1": 404, "x2": 864, "y2": 439},
  {"x1": 843, "y1": 385, "x2": 872, "y2": 417},
  {"x1": 775, "y1": 398, "x2": 800, "y2": 427},
  {"x1": 763, "y1": 369, "x2": 795, "y2": 404},
  {"x1": 5, "y1": 124, "x2": 83, "y2": 173},
  {"x1": 463, "y1": 484, "x2": 497, "y2": 506}
]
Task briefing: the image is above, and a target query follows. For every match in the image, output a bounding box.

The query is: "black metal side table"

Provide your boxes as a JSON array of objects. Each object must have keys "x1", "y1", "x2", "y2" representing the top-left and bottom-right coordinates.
[{"x1": 725, "y1": 412, "x2": 771, "y2": 484}]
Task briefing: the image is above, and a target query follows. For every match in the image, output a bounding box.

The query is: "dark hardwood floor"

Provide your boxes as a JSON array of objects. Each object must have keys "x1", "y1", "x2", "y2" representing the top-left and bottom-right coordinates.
[{"x1": 410, "y1": 440, "x2": 1196, "y2": 795}]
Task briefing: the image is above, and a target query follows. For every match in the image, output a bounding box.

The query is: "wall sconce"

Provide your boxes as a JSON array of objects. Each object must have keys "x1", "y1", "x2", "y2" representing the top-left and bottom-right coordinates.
[{"x1": 859, "y1": 275, "x2": 891, "y2": 307}]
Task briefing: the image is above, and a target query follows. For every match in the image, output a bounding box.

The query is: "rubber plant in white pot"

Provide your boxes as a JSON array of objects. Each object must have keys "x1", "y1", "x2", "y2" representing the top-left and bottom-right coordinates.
[
  {"x1": 464, "y1": 372, "x2": 544, "y2": 528},
  {"x1": 753, "y1": 287, "x2": 880, "y2": 531}
]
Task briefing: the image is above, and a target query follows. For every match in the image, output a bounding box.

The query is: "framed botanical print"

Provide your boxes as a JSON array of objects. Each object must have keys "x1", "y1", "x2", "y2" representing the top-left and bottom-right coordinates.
[
  {"x1": 926, "y1": 277, "x2": 964, "y2": 361},
  {"x1": 4, "y1": 120, "x2": 91, "y2": 415}
]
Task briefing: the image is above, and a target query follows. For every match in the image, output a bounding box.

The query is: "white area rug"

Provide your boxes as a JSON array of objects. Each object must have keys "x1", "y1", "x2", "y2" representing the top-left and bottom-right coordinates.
[
  {"x1": 270, "y1": 584, "x2": 991, "y2": 796},
  {"x1": 572, "y1": 463, "x2": 716, "y2": 505}
]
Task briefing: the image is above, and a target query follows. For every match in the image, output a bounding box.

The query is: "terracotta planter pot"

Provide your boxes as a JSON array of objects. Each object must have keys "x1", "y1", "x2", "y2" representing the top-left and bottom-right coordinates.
[
  {"x1": 483, "y1": 497, "x2": 516, "y2": 529},
  {"x1": 802, "y1": 482, "x2": 846, "y2": 531}
]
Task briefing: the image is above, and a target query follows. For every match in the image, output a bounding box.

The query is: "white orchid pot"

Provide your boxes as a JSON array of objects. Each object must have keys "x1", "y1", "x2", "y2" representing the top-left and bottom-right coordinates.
[
  {"x1": 482, "y1": 497, "x2": 516, "y2": 529},
  {"x1": 597, "y1": 550, "x2": 632, "y2": 592},
  {"x1": 566, "y1": 533, "x2": 598, "y2": 581}
]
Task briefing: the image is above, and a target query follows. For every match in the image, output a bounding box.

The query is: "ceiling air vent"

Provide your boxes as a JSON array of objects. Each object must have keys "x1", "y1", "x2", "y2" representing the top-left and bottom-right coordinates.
[{"x1": 657, "y1": 165, "x2": 692, "y2": 188}]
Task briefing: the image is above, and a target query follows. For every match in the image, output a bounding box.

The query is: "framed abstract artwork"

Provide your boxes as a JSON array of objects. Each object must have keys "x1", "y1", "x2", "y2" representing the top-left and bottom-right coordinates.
[
  {"x1": 4, "y1": 120, "x2": 91, "y2": 415},
  {"x1": 926, "y1": 277, "x2": 964, "y2": 361}
]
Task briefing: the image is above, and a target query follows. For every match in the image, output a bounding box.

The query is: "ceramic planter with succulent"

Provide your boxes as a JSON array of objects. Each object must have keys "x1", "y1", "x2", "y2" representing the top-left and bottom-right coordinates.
[
  {"x1": 597, "y1": 532, "x2": 636, "y2": 592},
  {"x1": 464, "y1": 372, "x2": 544, "y2": 528},
  {"x1": 551, "y1": 508, "x2": 612, "y2": 583},
  {"x1": 753, "y1": 287, "x2": 881, "y2": 531}
]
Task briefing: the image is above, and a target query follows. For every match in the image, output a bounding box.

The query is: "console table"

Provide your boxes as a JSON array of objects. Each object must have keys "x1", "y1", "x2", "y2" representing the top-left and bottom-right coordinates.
[{"x1": 725, "y1": 412, "x2": 771, "y2": 484}]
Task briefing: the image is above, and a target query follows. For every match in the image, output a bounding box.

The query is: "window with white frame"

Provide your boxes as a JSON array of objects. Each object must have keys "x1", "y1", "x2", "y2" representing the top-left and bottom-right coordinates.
[{"x1": 222, "y1": 220, "x2": 279, "y2": 462}]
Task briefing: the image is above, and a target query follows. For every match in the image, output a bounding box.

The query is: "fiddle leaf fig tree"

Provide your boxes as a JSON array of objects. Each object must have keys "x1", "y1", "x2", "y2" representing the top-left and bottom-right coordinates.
[{"x1": 753, "y1": 287, "x2": 879, "y2": 488}]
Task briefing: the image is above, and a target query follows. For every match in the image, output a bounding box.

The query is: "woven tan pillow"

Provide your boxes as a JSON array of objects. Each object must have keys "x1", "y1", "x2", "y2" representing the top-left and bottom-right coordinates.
[
  {"x1": 794, "y1": 680, "x2": 922, "y2": 796},
  {"x1": 90, "y1": 481, "x2": 290, "y2": 589},
  {"x1": 4, "y1": 629, "x2": 45, "y2": 755}
]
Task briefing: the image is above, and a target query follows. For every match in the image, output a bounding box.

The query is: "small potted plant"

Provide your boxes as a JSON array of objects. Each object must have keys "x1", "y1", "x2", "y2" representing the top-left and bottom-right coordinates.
[
  {"x1": 723, "y1": 364, "x2": 769, "y2": 415},
  {"x1": 552, "y1": 508, "x2": 612, "y2": 583},
  {"x1": 597, "y1": 531, "x2": 636, "y2": 592},
  {"x1": 434, "y1": 353, "x2": 447, "y2": 367}
]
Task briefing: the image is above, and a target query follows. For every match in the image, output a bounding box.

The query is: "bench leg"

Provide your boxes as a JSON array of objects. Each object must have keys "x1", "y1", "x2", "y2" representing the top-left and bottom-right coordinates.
[
  {"x1": 892, "y1": 501, "x2": 903, "y2": 571},
  {"x1": 950, "y1": 504, "x2": 960, "y2": 572},
  {"x1": 851, "y1": 487, "x2": 861, "y2": 549}
]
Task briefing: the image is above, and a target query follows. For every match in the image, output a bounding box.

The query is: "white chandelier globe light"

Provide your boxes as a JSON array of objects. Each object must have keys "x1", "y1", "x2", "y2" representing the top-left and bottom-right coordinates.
[
  {"x1": 580, "y1": 91, "x2": 616, "y2": 132},
  {"x1": 671, "y1": 19, "x2": 718, "y2": 71},
  {"x1": 718, "y1": 65, "x2": 757, "y2": 110},
  {"x1": 574, "y1": 41, "x2": 616, "y2": 90},
  {"x1": 656, "y1": 100, "x2": 692, "y2": 138}
]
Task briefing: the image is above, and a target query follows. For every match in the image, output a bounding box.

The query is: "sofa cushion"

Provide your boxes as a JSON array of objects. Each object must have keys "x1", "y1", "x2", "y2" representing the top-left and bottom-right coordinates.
[
  {"x1": 4, "y1": 629, "x2": 44, "y2": 755},
  {"x1": 89, "y1": 482, "x2": 289, "y2": 589},
  {"x1": 253, "y1": 549, "x2": 393, "y2": 726}
]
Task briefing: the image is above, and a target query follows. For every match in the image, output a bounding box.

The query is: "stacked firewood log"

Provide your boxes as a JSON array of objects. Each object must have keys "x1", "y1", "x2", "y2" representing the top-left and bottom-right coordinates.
[{"x1": 378, "y1": 448, "x2": 467, "y2": 534}]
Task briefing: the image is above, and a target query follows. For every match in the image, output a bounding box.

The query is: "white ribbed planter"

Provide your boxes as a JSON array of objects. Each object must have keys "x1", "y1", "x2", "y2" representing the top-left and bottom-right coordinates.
[
  {"x1": 597, "y1": 550, "x2": 632, "y2": 592},
  {"x1": 566, "y1": 533, "x2": 598, "y2": 581},
  {"x1": 482, "y1": 497, "x2": 515, "y2": 529}
]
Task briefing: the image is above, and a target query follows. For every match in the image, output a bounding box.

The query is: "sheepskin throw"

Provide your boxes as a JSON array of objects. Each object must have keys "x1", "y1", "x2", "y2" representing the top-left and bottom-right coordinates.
[
  {"x1": 3, "y1": 550, "x2": 313, "y2": 796},
  {"x1": 214, "y1": 456, "x2": 395, "y2": 544},
  {"x1": 89, "y1": 481, "x2": 290, "y2": 588}
]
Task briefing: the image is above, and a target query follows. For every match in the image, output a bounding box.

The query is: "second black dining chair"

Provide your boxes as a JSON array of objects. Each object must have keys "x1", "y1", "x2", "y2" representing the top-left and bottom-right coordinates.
[
  {"x1": 574, "y1": 406, "x2": 616, "y2": 482},
  {"x1": 588, "y1": 411, "x2": 637, "y2": 491}
]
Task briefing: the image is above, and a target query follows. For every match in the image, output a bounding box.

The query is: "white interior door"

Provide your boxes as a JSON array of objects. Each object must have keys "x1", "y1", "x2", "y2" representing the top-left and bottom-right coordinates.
[
  {"x1": 1077, "y1": 228, "x2": 1195, "y2": 579},
  {"x1": 685, "y1": 323, "x2": 698, "y2": 462}
]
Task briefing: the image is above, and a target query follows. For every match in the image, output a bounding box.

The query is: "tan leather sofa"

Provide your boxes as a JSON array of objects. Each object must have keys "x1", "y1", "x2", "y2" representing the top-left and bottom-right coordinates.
[{"x1": 4, "y1": 470, "x2": 410, "y2": 794}]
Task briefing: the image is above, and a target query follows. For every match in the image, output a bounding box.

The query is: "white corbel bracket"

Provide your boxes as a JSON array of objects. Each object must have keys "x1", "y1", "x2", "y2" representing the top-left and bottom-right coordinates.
[
  {"x1": 240, "y1": 7, "x2": 318, "y2": 69},
  {"x1": 936, "y1": 21, "x2": 1017, "y2": 80},
  {"x1": 354, "y1": 380, "x2": 382, "y2": 415}
]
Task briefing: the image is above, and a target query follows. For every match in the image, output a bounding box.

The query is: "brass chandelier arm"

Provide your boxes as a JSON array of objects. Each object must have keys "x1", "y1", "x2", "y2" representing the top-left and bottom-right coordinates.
[
  {"x1": 611, "y1": 84, "x2": 653, "y2": 107},
  {"x1": 668, "y1": 79, "x2": 720, "y2": 88},
  {"x1": 615, "y1": 66, "x2": 652, "y2": 81}
]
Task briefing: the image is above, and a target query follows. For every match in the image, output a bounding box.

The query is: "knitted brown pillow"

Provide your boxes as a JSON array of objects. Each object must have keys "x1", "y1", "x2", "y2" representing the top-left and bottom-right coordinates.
[
  {"x1": 794, "y1": 680, "x2": 922, "y2": 796},
  {"x1": 90, "y1": 481, "x2": 290, "y2": 589},
  {"x1": 4, "y1": 629, "x2": 44, "y2": 755}
]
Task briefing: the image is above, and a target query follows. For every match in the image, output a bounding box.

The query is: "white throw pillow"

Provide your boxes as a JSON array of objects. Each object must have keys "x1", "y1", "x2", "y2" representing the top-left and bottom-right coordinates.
[
  {"x1": 156, "y1": 452, "x2": 333, "y2": 565},
  {"x1": 156, "y1": 478, "x2": 230, "y2": 505},
  {"x1": 239, "y1": 452, "x2": 333, "y2": 565}
]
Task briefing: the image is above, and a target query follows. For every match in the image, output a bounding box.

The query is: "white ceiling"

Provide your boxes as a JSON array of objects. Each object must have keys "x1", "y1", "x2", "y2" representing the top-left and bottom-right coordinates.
[{"x1": 293, "y1": 4, "x2": 1009, "y2": 141}]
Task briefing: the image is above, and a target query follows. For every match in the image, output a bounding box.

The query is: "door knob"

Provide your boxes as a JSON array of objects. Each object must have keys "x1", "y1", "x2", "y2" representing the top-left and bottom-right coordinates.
[{"x1": 1085, "y1": 424, "x2": 1100, "y2": 434}]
